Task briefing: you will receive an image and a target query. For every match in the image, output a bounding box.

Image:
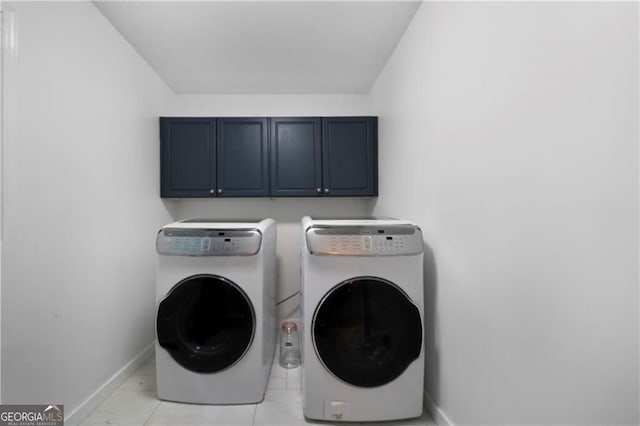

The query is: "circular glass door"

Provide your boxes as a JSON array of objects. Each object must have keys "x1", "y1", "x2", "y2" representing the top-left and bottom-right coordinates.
[
  {"x1": 156, "y1": 274, "x2": 255, "y2": 373},
  {"x1": 313, "y1": 276, "x2": 422, "y2": 387}
]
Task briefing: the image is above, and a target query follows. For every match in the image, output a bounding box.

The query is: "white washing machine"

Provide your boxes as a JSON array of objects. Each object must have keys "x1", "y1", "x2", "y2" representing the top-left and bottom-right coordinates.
[
  {"x1": 301, "y1": 216, "x2": 424, "y2": 422},
  {"x1": 155, "y1": 218, "x2": 276, "y2": 404}
]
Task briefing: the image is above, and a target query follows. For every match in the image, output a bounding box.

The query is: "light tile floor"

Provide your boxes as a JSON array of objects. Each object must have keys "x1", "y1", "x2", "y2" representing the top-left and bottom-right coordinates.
[{"x1": 80, "y1": 355, "x2": 435, "y2": 425}]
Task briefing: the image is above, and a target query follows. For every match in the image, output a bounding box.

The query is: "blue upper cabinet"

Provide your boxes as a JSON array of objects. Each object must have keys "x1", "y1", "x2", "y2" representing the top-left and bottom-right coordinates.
[
  {"x1": 322, "y1": 117, "x2": 378, "y2": 197},
  {"x1": 270, "y1": 117, "x2": 323, "y2": 197},
  {"x1": 271, "y1": 116, "x2": 378, "y2": 197},
  {"x1": 160, "y1": 116, "x2": 377, "y2": 198},
  {"x1": 160, "y1": 117, "x2": 216, "y2": 198},
  {"x1": 217, "y1": 118, "x2": 269, "y2": 197},
  {"x1": 160, "y1": 117, "x2": 269, "y2": 198}
]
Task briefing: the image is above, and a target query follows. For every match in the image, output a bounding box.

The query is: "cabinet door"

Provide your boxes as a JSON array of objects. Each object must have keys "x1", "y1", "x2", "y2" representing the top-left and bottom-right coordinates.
[
  {"x1": 160, "y1": 117, "x2": 216, "y2": 198},
  {"x1": 270, "y1": 117, "x2": 322, "y2": 197},
  {"x1": 322, "y1": 117, "x2": 378, "y2": 196},
  {"x1": 216, "y1": 118, "x2": 269, "y2": 197}
]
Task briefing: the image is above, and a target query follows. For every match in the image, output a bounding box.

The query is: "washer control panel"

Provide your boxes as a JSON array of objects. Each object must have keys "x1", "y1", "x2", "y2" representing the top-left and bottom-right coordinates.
[
  {"x1": 157, "y1": 228, "x2": 262, "y2": 256},
  {"x1": 306, "y1": 225, "x2": 423, "y2": 256}
]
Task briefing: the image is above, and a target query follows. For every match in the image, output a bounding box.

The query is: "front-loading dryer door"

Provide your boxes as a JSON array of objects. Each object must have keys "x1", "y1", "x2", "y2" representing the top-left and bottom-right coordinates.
[
  {"x1": 156, "y1": 274, "x2": 255, "y2": 373},
  {"x1": 312, "y1": 276, "x2": 422, "y2": 387}
]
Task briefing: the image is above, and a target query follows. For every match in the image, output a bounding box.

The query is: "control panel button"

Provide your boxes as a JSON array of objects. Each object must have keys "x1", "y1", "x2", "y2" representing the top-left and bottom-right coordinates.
[
  {"x1": 361, "y1": 236, "x2": 372, "y2": 251},
  {"x1": 201, "y1": 237, "x2": 211, "y2": 252}
]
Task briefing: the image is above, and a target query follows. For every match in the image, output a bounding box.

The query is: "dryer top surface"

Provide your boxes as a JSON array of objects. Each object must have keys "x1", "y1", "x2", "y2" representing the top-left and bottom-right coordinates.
[
  {"x1": 303, "y1": 216, "x2": 416, "y2": 229},
  {"x1": 303, "y1": 216, "x2": 422, "y2": 256}
]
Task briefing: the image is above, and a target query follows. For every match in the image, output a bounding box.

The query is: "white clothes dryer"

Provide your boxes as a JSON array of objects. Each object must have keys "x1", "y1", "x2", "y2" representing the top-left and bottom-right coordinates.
[
  {"x1": 301, "y1": 216, "x2": 424, "y2": 422},
  {"x1": 155, "y1": 218, "x2": 276, "y2": 404}
]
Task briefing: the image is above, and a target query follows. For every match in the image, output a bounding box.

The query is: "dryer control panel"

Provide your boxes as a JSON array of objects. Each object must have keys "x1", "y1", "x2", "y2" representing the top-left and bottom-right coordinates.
[
  {"x1": 156, "y1": 229, "x2": 262, "y2": 256},
  {"x1": 306, "y1": 225, "x2": 423, "y2": 256}
]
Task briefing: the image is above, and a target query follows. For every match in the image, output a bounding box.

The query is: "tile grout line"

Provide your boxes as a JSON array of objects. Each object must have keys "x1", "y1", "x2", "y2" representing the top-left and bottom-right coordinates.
[
  {"x1": 250, "y1": 401, "x2": 259, "y2": 426},
  {"x1": 142, "y1": 396, "x2": 163, "y2": 425}
]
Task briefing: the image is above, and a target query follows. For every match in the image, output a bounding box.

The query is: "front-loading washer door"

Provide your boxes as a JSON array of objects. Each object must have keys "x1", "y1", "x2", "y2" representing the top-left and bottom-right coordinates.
[
  {"x1": 312, "y1": 276, "x2": 422, "y2": 387},
  {"x1": 156, "y1": 274, "x2": 255, "y2": 373}
]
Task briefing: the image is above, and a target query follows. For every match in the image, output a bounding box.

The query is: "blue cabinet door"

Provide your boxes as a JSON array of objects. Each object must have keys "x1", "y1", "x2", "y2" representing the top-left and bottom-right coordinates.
[
  {"x1": 216, "y1": 118, "x2": 269, "y2": 197},
  {"x1": 322, "y1": 117, "x2": 378, "y2": 196},
  {"x1": 270, "y1": 117, "x2": 322, "y2": 197},
  {"x1": 160, "y1": 117, "x2": 216, "y2": 198}
]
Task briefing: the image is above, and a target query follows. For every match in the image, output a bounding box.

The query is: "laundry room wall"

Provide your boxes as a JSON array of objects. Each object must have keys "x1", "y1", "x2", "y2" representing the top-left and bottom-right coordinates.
[
  {"x1": 369, "y1": 2, "x2": 638, "y2": 425},
  {"x1": 162, "y1": 94, "x2": 376, "y2": 319},
  {"x1": 2, "y1": 0, "x2": 173, "y2": 418}
]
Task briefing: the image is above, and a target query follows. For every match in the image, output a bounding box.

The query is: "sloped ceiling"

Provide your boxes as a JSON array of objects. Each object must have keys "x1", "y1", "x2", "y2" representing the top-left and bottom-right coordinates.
[{"x1": 94, "y1": 1, "x2": 421, "y2": 94}]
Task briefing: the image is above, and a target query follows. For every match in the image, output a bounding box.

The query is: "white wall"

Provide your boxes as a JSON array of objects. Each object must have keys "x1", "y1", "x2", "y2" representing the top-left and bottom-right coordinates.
[
  {"x1": 163, "y1": 94, "x2": 375, "y2": 318},
  {"x1": 2, "y1": 0, "x2": 173, "y2": 416},
  {"x1": 370, "y1": 2, "x2": 638, "y2": 425}
]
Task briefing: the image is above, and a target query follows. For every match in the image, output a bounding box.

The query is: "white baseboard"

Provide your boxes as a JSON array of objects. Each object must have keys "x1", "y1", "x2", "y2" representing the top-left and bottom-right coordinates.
[
  {"x1": 424, "y1": 391, "x2": 454, "y2": 426},
  {"x1": 65, "y1": 343, "x2": 155, "y2": 425}
]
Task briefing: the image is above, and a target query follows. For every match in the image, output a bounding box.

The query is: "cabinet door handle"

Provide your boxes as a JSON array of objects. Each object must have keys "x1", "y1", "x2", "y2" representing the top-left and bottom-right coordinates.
[
  {"x1": 324, "y1": 188, "x2": 330, "y2": 193},
  {"x1": 209, "y1": 189, "x2": 215, "y2": 195},
  {"x1": 316, "y1": 188, "x2": 322, "y2": 193},
  {"x1": 218, "y1": 188, "x2": 223, "y2": 194}
]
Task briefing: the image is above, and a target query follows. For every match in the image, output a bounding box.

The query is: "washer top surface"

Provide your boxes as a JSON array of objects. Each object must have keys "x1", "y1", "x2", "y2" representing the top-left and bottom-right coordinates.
[
  {"x1": 162, "y1": 218, "x2": 272, "y2": 231},
  {"x1": 157, "y1": 218, "x2": 274, "y2": 256}
]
